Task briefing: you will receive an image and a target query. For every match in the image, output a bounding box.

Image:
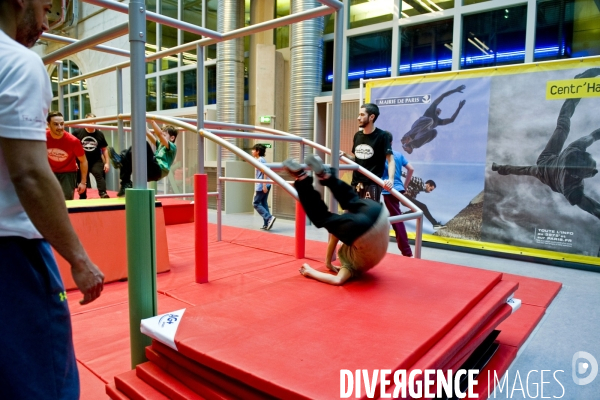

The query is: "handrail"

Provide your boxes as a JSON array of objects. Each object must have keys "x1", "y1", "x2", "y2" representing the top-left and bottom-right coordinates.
[{"x1": 69, "y1": 113, "x2": 424, "y2": 257}]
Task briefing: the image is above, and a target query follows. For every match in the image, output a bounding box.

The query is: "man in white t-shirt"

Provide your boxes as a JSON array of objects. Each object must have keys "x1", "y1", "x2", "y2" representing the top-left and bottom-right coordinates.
[{"x1": 0, "y1": 0, "x2": 104, "y2": 398}]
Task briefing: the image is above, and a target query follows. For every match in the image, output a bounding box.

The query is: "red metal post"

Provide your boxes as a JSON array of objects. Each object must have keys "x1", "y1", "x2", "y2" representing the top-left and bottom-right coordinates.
[
  {"x1": 295, "y1": 201, "x2": 306, "y2": 259},
  {"x1": 194, "y1": 174, "x2": 209, "y2": 283}
]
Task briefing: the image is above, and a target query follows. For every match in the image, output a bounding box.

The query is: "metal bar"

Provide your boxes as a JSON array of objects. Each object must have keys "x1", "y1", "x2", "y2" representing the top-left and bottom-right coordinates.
[
  {"x1": 42, "y1": 33, "x2": 130, "y2": 57},
  {"x1": 42, "y1": 22, "x2": 129, "y2": 64},
  {"x1": 197, "y1": 43, "x2": 205, "y2": 173},
  {"x1": 56, "y1": 60, "x2": 64, "y2": 115},
  {"x1": 66, "y1": 124, "x2": 131, "y2": 131},
  {"x1": 156, "y1": 193, "x2": 195, "y2": 198},
  {"x1": 329, "y1": 4, "x2": 344, "y2": 213},
  {"x1": 216, "y1": 143, "x2": 222, "y2": 242},
  {"x1": 61, "y1": 61, "x2": 130, "y2": 87},
  {"x1": 209, "y1": 130, "x2": 304, "y2": 141},
  {"x1": 61, "y1": 4, "x2": 336, "y2": 85},
  {"x1": 129, "y1": 2, "x2": 147, "y2": 189},
  {"x1": 83, "y1": 0, "x2": 221, "y2": 39}
]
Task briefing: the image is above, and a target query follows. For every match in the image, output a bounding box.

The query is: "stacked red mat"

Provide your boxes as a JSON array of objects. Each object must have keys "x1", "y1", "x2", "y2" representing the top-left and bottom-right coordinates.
[{"x1": 106, "y1": 256, "x2": 560, "y2": 399}]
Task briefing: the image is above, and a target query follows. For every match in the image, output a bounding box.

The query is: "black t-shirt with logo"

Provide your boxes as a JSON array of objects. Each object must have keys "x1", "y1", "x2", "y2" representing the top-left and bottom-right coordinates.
[
  {"x1": 351, "y1": 127, "x2": 393, "y2": 186},
  {"x1": 73, "y1": 128, "x2": 109, "y2": 165}
]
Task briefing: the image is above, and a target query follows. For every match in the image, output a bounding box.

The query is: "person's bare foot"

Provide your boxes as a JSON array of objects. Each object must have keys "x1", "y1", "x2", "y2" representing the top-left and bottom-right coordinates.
[
  {"x1": 299, "y1": 263, "x2": 316, "y2": 278},
  {"x1": 326, "y1": 263, "x2": 339, "y2": 273}
]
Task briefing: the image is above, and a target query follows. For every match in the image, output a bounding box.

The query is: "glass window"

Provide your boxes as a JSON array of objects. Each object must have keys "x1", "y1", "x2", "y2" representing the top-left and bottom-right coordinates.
[
  {"x1": 322, "y1": 40, "x2": 334, "y2": 92},
  {"x1": 182, "y1": 69, "x2": 197, "y2": 107},
  {"x1": 534, "y1": 0, "x2": 600, "y2": 61},
  {"x1": 70, "y1": 96, "x2": 80, "y2": 120},
  {"x1": 347, "y1": 30, "x2": 392, "y2": 89},
  {"x1": 275, "y1": 0, "x2": 290, "y2": 48},
  {"x1": 183, "y1": 0, "x2": 202, "y2": 64},
  {"x1": 399, "y1": 19, "x2": 453, "y2": 75},
  {"x1": 147, "y1": 78, "x2": 157, "y2": 111},
  {"x1": 160, "y1": 0, "x2": 179, "y2": 71},
  {"x1": 207, "y1": 65, "x2": 217, "y2": 104},
  {"x1": 82, "y1": 94, "x2": 91, "y2": 117},
  {"x1": 161, "y1": 74, "x2": 178, "y2": 109},
  {"x1": 461, "y1": 5, "x2": 528, "y2": 69},
  {"x1": 401, "y1": 0, "x2": 454, "y2": 18},
  {"x1": 147, "y1": 22, "x2": 157, "y2": 74},
  {"x1": 462, "y1": 0, "x2": 488, "y2": 6},
  {"x1": 349, "y1": 0, "x2": 393, "y2": 29}
]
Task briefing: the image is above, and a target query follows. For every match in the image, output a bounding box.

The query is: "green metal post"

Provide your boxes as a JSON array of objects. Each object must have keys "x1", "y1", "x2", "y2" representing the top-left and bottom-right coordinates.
[{"x1": 126, "y1": 188, "x2": 158, "y2": 368}]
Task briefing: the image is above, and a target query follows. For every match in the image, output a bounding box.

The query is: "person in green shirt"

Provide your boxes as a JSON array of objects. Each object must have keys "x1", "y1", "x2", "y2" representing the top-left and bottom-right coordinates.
[{"x1": 108, "y1": 120, "x2": 178, "y2": 196}]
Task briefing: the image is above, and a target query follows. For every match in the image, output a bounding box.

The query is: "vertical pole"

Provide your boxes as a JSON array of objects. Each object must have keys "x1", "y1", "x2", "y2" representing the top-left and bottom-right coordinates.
[
  {"x1": 194, "y1": 174, "x2": 209, "y2": 283},
  {"x1": 295, "y1": 201, "x2": 306, "y2": 259},
  {"x1": 57, "y1": 60, "x2": 64, "y2": 115},
  {"x1": 127, "y1": 0, "x2": 155, "y2": 369},
  {"x1": 126, "y1": 190, "x2": 157, "y2": 368},
  {"x1": 116, "y1": 67, "x2": 125, "y2": 191},
  {"x1": 414, "y1": 216, "x2": 423, "y2": 259},
  {"x1": 329, "y1": 4, "x2": 344, "y2": 213},
  {"x1": 216, "y1": 144, "x2": 222, "y2": 241},
  {"x1": 197, "y1": 44, "x2": 205, "y2": 174}
]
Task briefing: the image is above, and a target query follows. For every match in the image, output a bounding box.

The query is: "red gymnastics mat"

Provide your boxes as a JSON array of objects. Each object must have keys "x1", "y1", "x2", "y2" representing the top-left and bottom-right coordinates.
[
  {"x1": 59, "y1": 222, "x2": 560, "y2": 399},
  {"x1": 127, "y1": 260, "x2": 514, "y2": 399}
]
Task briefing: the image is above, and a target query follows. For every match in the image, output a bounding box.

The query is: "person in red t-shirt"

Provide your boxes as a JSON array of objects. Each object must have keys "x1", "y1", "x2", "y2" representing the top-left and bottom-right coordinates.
[{"x1": 46, "y1": 111, "x2": 87, "y2": 200}]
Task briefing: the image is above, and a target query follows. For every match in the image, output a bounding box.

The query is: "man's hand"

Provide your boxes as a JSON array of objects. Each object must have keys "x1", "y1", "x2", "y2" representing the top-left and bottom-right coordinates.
[
  {"x1": 77, "y1": 182, "x2": 86, "y2": 194},
  {"x1": 339, "y1": 150, "x2": 345, "y2": 158},
  {"x1": 262, "y1": 186, "x2": 268, "y2": 193},
  {"x1": 383, "y1": 179, "x2": 393, "y2": 189},
  {"x1": 104, "y1": 163, "x2": 110, "y2": 173},
  {"x1": 459, "y1": 99, "x2": 466, "y2": 108},
  {"x1": 455, "y1": 85, "x2": 466, "y2": 93},
  {"x1": 71, "y1": 259, "x2": 104, "y2": 305}
]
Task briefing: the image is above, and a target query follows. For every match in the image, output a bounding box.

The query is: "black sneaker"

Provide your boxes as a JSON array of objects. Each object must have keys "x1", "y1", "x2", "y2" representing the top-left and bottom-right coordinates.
[
  {"x1": 260, "y1": 225, "x2": 268, "y2": 230},
  {"x1": 491, "y1": 162, "x2": 498, "y2": 171},
  {"x1": 99, "y1": 191, "x2": 110, "y2": 199},
  {"x1": 282, "y1": 159, "x2": 306, "y2": 179},
  {"x1": 305, "y1": 154, "x2": 330, "y2": 179},
  {"x1": 108, "y1": 147, "x2": 123, "y2": 169},
  {"x1": 117, "y1": 182, "x2": 132, "y2": 197}
]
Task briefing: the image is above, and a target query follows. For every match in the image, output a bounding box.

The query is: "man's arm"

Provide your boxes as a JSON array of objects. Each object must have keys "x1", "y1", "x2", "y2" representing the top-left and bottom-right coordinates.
[
  {"x1": 77, "y1": 155, "x2": 88, "y2": 194},
  {"x1": 568, "y1": 128, "x2": 600, "y2": 151},
  {"x1": 577, "y1": 195, "x2": 600, "y2": 219},
  {"x1": 101, "y1": 147, "x2": 109, "y2": 173},
  {"x1": 384, "y1": 153, "x2": 395, "y2": 189},
  {"x1": 404, "y1": 163, "x2": 414, "y2": 188},
  {"x1": 430, "y1": 84, "x2": 466, "y2": 110},
  {"x1": 439, "y1": 100, "x2": 466, "y2": 126},
  {"x1": 325, "y1": 234, "x2": 340, "y2": 273},
  {"x1": 0, "y1": 138, "x2": 104, "y2": 304}
]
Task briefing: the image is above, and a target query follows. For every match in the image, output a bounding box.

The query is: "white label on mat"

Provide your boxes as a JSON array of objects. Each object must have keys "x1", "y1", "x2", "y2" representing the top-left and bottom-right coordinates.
[
  {"x1": 140, "y1": 308, "x2": 186, "y2": 351},
  {"x1": 506, "y1": 296, "x2": 521, "y2": 314}
]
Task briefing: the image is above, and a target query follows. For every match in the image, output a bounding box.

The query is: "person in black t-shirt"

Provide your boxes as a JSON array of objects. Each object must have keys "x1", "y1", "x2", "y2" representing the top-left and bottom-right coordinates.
[
  {"x1": 401, "y1": 85, "x2": 466, "y2": 154},
  {"x1": 340, "y1": 103, "x2": 394, "y2": 202},
  {"x1": 73, "y1": 113, "x2": 110, "y2": 199}
]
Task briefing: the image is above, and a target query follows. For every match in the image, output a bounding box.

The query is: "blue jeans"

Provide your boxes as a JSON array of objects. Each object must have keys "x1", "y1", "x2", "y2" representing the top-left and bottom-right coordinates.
[
  {"x1": 0, "y1": 237, "x2": 79, "y2": 399},
  {"x1": 253, "y1": 186, "x2": 272, "y2": 225}
]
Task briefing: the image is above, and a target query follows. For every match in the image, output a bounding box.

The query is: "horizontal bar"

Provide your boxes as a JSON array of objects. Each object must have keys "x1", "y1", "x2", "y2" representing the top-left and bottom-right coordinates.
[
  {"x1": 68, "y1": 124, "x2": 131, "y2": 131},
  {"x1": 42, "y1": 22, "x2": 129, "y2": 64},
  {"x1": 155, "y1": 193, "x2": 194, "y2": 199},
  {"x1": 42, "y1": 33, "x2": 130, "y2": 57},
  {"x1": 83, "y1": 0, "x2": 221, "y2": 39},
  {"x1": 210, "y1": 130, "x2": 304, "y2": 142}
]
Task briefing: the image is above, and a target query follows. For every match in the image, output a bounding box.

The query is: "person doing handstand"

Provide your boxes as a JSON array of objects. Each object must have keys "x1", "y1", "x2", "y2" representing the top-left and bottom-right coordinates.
[
  {"x1": 283, "y1": 155, "x2": 390, "y2": 286},
  {"x1": 108, "y1": 120, "x2": 178, "y2": 197}
]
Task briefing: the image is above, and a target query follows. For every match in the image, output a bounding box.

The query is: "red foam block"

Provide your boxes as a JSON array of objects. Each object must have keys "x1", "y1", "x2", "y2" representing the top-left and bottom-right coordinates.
[
  {"x1": 114, "y1": 369, "x2": 169, "y2": 400},
  {"x1": 135, "y1": 362, "x2": 204, "y2": 400},
  {"x1": 169, "y1": 261, "x2": 501, "y2": 399}
]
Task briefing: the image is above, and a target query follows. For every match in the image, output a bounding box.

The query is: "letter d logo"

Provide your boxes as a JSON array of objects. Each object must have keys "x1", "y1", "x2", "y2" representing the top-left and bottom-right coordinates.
[{"x1": 572, "y1": 351, "x2": 598, "y2": 385}]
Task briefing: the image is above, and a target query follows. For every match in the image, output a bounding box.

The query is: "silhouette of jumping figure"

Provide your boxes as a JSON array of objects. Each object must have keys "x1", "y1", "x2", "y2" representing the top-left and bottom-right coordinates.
[
  {"x1": 492, "y1": 68, "x2": 600, "y2": 220},
  {"x1": 401, "y1": 85, "x2": 466, "y2": 154}
]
